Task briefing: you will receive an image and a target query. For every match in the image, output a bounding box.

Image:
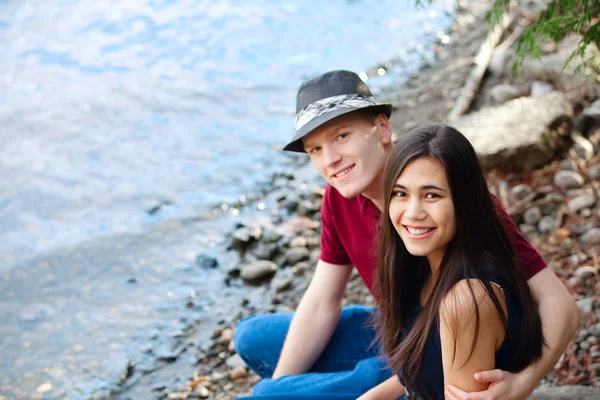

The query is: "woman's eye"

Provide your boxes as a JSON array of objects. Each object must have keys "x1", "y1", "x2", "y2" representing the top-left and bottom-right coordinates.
[
  {"x1": 393, "y1": 191, "x2": 406, "y2": 198},
  {"x1": 425, "y1": 193, "x2": 440, "y2": 199},
  {"x1": 310, "y1": 147, "x2": 321, "y2": 154},
  {"x1": 337, "y1": 133, "x2": 348, "y2": 140}
]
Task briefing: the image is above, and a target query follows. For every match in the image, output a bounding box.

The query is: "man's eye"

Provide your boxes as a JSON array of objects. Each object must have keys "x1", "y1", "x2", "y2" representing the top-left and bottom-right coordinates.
[
  {"x1": 310, "y1": 147, "x2": 321, "y2": 154},
  {"x1": 337, "y1": 133, "x2": 348, "y2": 140}
]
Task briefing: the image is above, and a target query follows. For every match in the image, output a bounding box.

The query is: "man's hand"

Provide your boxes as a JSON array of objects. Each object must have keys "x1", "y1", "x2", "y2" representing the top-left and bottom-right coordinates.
[{"x1": 445, "y1": 369, "x2": 534, "y2": 400}]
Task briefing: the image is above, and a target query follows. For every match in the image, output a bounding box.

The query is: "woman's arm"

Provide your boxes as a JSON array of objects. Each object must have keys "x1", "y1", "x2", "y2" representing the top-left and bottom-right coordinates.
[
  {"x1": 439, "y1": 279, "x2": 506, "y2": 393},
  {"x1": 357, "y1": 375, "x2": 405, "y2": 400}
]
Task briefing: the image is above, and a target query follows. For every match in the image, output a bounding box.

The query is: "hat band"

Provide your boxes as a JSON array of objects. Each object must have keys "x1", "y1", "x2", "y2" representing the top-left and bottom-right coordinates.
[{"x1": 295, "y1": 94, "x2": 377, "y2": 131}]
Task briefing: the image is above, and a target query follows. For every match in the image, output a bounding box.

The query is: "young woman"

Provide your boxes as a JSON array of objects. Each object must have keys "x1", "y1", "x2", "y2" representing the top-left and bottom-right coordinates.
[{"x1": 364, "y1": 124, "x2": 544, "y2": 400}]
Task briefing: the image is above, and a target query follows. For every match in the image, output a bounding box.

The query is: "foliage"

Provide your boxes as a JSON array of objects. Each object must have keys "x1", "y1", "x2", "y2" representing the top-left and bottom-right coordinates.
[{"x1": 419, "y1": 0, "x2": 600, "y2": 73}]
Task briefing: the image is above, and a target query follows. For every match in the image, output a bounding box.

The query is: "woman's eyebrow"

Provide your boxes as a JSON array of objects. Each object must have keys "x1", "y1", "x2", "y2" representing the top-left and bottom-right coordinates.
[{"x1": 393, "y1": 183, "x2": 446, "y2": 191}]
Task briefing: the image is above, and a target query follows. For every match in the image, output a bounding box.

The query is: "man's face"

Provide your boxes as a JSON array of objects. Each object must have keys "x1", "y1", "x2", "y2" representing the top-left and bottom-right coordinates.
[{"x1": 302, "y1": 112, "x2": 392, "y2": 199}]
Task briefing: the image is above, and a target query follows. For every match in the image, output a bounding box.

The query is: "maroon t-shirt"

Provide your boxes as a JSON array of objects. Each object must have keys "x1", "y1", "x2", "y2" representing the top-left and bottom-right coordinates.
[{"x1": 319, "y1": 184, "x2": 546, "y2": 294}]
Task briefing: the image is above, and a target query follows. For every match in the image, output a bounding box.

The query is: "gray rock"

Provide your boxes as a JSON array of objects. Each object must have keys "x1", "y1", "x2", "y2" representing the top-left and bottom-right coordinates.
[
  {"x1": 274, "y1": 277, "x2": 293, "y2": 293},
  {"x1": 289, "y1": 236, "x2": 308, "y2": 248},
  {"x1": 589, "y1": 163, "x2": 600, "y2": 180},
  {"x1": 574, "y1": 266, "x2": 596, "y2": 280},
  {"x1": 261, "y1": 229, "x2": 282, "y2": 244},
  {"x1": 567, "y1": 194, "x2": 596, "y2": 212},
  {"x1": 523, "y1": 207, "x2": 542, "y2": 225},
  {"x1": 577, "y1": 297, "x2": 594, "y2": 314},
  {"x1": 591, "y1": 322, "x2": 600, "y2": 335},
  {"x1": 196, "y1": 254, "x2": 218, "y2": 269},
  {"x1": 530, "y1": 385, "x2": 600, "y2": 400},
  {"x1": 452, "y1": 92, "x2": 573, "y2": 171},
  {"x1": 489, "y1": 83, "x2": 528, "y2": 104},
  {"x1": 252, "y1": 243, "x2": 278, "y2": 260},
  {"x1": 580, "y1": 341, "x2": 591, "y2": 350},
  {"x1": 581, "y1": 228, "x2": 600, "y2": 245},
  {"x1": 284, "y1": 247, "x2": 310, "y2": 265},
  {"x1": 592, "y1": 363, "x2": 600, "y2": 374},
  {"x1": 581, "y1": 208, "x2": 593, "y2": 218},
  {"x1": 554, "y1": 170, "x2": 584, "y2": 190},
  {"x1": 530, "y1": 81, "x2": 555, "y2": 97},
  {"x1": 511, "y1": 183, "x2": 533, "y2": 201},
  {"x1": 226, "y1": 354, "x2": 247, "y2": 369},
  {"x1": 488, "y1": 47, "x2": 513, "y2": 77},
  {"x1": 583, "y1": 99, "x2": 600, "y2": 119},
  {"x1": 519, "y1": 224, "x2": 537, "y2": 235},
  {"x1": 230, "y1": 227, "x2": 255, "y2": 252},
  {"x1": 560, "y1": 159, "x2": 578, "y2": 171},
  {"x1": 538, "y1": 216, "x2": 555, "y2": 233},
  {"x1": 240, "y1": 260, "x2": 277, "y2": 284}
]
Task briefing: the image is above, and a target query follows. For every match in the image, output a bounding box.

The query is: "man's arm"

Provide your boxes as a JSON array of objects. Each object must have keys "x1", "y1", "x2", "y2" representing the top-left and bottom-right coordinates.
[
  {"x1": 446, "y1": 268, "x2": 579, "y2": 400},
  {"x1": 272, "y1": 259, "x2": 353, "y2": 377}
]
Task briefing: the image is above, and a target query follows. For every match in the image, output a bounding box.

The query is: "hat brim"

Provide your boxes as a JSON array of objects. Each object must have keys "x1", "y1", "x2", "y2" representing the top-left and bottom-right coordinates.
[{"x1": 283, "y1": 103, "x2": 393, "y2": 153}]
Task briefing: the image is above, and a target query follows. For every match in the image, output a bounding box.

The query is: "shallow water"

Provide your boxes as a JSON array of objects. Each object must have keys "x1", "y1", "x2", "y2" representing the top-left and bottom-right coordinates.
[{"x1": 0, "y1": 0, "x2": 452, "y2": 398}]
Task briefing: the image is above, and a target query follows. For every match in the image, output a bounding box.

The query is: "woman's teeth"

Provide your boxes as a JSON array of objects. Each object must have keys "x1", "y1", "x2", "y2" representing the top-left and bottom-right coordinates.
[{"x1": 407, "y1": 227, "x2": 433, "y2": 235}]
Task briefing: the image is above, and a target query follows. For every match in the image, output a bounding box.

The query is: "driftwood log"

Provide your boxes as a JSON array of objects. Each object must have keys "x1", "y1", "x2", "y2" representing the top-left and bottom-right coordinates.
[{"x1": 448, "y1": 13, "x2": 514, "y2": 121}]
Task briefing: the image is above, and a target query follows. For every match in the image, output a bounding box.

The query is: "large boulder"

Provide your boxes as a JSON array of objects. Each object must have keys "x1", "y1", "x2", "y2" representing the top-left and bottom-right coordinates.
[
  {"x1": 451, "y1": 92, "x2": 573, "y2": 171},
  {"x1": 529, "y1": 385, "x2": 600, "y2": 400}
]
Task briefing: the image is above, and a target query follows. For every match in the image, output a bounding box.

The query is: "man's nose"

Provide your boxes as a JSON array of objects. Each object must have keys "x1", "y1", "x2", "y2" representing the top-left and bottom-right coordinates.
[{"x1": 323, "y1": 146, "x2": 342, "y2": 167}]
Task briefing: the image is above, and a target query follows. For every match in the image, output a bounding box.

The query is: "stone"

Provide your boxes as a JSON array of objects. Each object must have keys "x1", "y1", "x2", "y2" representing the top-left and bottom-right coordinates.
[
  {"x1": 240, "y1": 261, "x2": 277, "y2": 284},
  {"x1": 580, "y1": 341, "x2": 591, "y2": 351},
  {"x1": 226, "y1": 354, "x2": 246, "y2": 369},
  {"x1": 274, "y1": 277, "x2": 293, "y2": 293},
  {"x1": 560, "y1": 159, "x2": 578, "y2": 171},
  {"x1": 530, "y1": 385, "x2": 600, "y2": 400},
  {"x1": 530, "y1": 81, "x2": 554, "y2": 97},
  {"x1": 574, "y1": 266, "x2": 597, "y2": 280},
  {"x1": 523, "y1": 207, "x2": 542, "y2": 225},
  {"x1": 195, "y1": 385, "x2": 210, "y2": 398},
  {"x1": 577, "y1": 297, "x2": 594, "y2": 314},
  {"x1": 519, "y1": 224, "x2": 537, "y2": 235},
  {"x1": 452, "y1": 92, "x2": 573, "y2": 171},
  {"x1": 581, "y1": 228, "x2": 600, "y2": 245},
  {"x1": 554, "y1": 170, "x2": 584, "y2": 190},
  {"x1": 591, "y1": 322, "x2": 600, "y2": 336},
  {"x1": 210, "y1": 371, "x2": 228, "y2": 382},
  {"x1": 488, "y1": 47, "x2": 513, "y2": 77},
  {"x1": 511, "y1": 183, "x2": 533, "y2": 201},
  {"x1": 589, "y1": 163, "x2": 600, "y2": 180},
  {"x1": 537, "y1": 216, "x2": 555, "y2": 233},
  {"x1": 284, "y1": 247, "x2": 310, "y2": 265},
  {"x1": 489, "y1": 84, "x2": 528, "y2": 104},
  {"x1": 252, "y1": 243, "x2": 278, "y2": 260},
  {"x1": 229, "y1": 227, "x2": 255, "y2": 252},
  {"x1": 567, "y1": 194, "x2": 596, "y2": 212},
  {"x1": 230, "y1": 367, "x2": 247, "y2": 380},
  {"x1": 220, "y1": 328, "x2": 234, "y2": 345},
  {"x1": 581, "y1": 208, "x2": 593, "y2": 218},
  {"x1": 196, "y1": 254, "x2": 218, "y2": 269},
  {"x1": 289, "y1": 236, "x2": 308, "y2": 248}
]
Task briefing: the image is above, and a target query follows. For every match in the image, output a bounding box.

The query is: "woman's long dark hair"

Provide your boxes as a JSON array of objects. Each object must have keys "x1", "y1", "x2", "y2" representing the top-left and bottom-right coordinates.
[{"x1": 374, "y1": 125, "x2": 543, "y2": 398}]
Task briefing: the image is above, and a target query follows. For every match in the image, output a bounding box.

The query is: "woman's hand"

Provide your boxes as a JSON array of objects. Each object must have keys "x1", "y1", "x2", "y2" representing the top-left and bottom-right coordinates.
[
  {"x1": 356, "y1": 375, "x2": 405, "y2": 400},
  {"x1": 445, "y1": 369, "x2": 534, "y2": 400}
]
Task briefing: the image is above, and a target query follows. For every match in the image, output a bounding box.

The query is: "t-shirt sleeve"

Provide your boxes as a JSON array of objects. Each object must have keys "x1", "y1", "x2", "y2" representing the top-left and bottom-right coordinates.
[
  {"x1": 492, "y1": 194, "x2": 547, "y2": 279},
  {"x1": 319, "y1": 185, "x2": 352, "y2": 265}
]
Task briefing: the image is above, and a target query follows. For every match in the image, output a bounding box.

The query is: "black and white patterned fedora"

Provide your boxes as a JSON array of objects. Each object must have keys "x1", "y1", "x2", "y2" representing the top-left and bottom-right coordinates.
[{"x1": 283, "y1": 70, "x2": 392, "y2": 153}]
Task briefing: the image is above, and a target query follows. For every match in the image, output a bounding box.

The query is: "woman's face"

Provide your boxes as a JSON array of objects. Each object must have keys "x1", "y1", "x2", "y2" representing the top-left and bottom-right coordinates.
[{"x1": 389, "y1": 156, "x2": 456, "y2": 270}]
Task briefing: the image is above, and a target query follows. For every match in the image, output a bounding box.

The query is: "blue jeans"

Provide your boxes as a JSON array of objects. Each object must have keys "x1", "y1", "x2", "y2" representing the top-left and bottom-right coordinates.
[{"x1": 233, "y1": 305, "x2": 395, "y2": 398}]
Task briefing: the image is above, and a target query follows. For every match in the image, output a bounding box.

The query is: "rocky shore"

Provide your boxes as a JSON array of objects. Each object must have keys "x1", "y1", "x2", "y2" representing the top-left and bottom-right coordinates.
[{"x1": 117, "y1": 2, "x2": 600, "y2": 399}]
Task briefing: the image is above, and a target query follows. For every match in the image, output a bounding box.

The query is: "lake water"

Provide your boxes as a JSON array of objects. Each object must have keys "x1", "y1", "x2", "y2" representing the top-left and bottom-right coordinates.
[{"x1": 0, "y1": 0, "x2": 452, "y2": 398}]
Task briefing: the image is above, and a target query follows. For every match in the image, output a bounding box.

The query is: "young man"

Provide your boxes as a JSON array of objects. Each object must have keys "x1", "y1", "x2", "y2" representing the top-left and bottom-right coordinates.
[{"x1": 234, "y1": 70, "x2": 579, "y2": 399}]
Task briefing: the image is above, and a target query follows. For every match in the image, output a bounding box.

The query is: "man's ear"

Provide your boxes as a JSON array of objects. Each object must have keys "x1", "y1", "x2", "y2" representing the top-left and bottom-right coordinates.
[{"x1": 375, "y1": 114, "x2": 393, "y2": 144}]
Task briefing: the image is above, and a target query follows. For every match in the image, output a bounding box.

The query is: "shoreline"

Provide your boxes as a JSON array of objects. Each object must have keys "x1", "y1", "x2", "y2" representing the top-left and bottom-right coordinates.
[{"x1": 124, "y1": 1, "x2": 600, "y2": 399}]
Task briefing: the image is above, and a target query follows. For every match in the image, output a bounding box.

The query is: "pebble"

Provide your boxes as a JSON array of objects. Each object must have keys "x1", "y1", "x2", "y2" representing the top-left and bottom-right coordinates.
[
  {"x1": 554, "y1": 170, "x2": 584, "y2": 190},
  {"x1": 591, "y1": 363, "x2": 600, "y2": 374},
  {"x1": 226, "y1": 354, "x2": 246, "y2": 369},
  {"x1": 195, "y1": 385, "x2": 211, "y2": 398},
  {"x1": 567, "y1": 194, "x2": 596, "y2": 212},
  {"x1": 210, "y1": 371, "x2": 228, "y2": 382},
  {"x1": 577, "y1": 297, "x2": 594, "y2": 314},
  {"x1": 289, "y1": 236, "x2": 308, "y2": 248},
  {"x1": 230, "y1": 367, "x2": 248, "y2": 381},
  {"x1": 220, "y1": 329, "x2": 234, "y2": 346},
  {"x1": 196, "y1": 254, "x2": 218, "y2": 269},
  {"x1": 560, "y1": 159, "x2": 578, "y2": 171},
  {"x1": 530, "y1": 81, "x2": 554, "y2": 97},
  {"x1": 591, "y1": 323, "x2": 600, "y2": 335},
  {"x1": 574, "y1": 266, "x2": 597, "y2": 280},
  {"x1": 519, "y1": 224, "x2": 537, "y2": 235},
  {"x1": 581, "y1": 228, "x2": 600, "y2": 245},
  {"x1": 240, "y1": 261, "x2": 277, "y2": 284},
  {"x1": 511, "y1": 183, "x2": 533, "y2": 200},
  {"x1": 252, "y1": 243, "x2": 278, "y2": 260},
  {"x1": 588, "y1": 336, "x2": 598, "y2": 345},
  {"x1": 580, "y1": 341, "x2": 591, "y2": 351},
  {"x1": 589, "y1": 163, "x2": 600, "y2": 180},
  {"x1": 284, "y1": 247, "x2": 310, "y2": 265},
  {"x1": 523, "y1": 207, "x2": 542, "y2": 225},
  {"x1": 537, "y1": 216, "x2": 555, "y2": 233},
  {"x1": 581, "y1": 208, "x2": 593, "y2": 218},
  {"x1": 274, "y1": 277, "x2": 293, "y2": 293}
]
